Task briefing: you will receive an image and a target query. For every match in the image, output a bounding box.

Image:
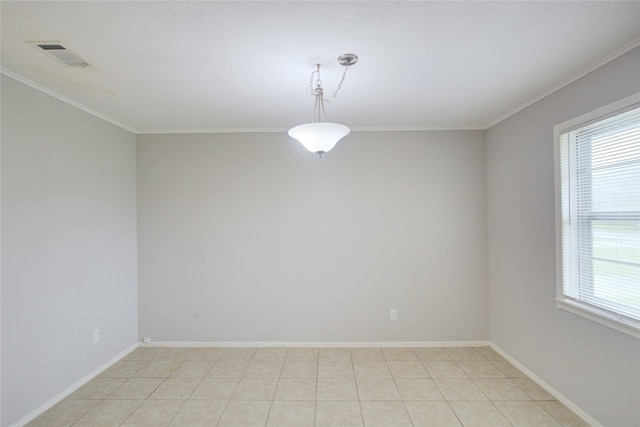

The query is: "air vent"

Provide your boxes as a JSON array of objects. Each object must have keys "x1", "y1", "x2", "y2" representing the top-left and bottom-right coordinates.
[{"x1": 28, "y1": 41, "x2": 90, "y2": 68}]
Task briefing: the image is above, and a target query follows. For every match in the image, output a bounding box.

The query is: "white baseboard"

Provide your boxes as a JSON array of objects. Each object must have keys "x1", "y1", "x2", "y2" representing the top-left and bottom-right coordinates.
[
  {"x1": 490, "y1": 343, "x2": 600, "y2": 427},
  {"x1": 141, "y1": 340, "x2": 491, "y2": 348},
  {"x1": 9, "y1": 342, "x2": 140, "y2": 427}
]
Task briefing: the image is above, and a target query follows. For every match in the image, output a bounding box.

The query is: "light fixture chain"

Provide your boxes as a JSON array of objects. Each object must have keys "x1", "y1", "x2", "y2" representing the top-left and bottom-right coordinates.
[
  {"x1": 305, "y1": 63, "x2": 350, "y2": 103},
  {"x1": 306, "y1": 64, "x2": 323, "y2": 96},
  {"x1": 326, "y1": 66, "x2": 350, "y2": 103}
]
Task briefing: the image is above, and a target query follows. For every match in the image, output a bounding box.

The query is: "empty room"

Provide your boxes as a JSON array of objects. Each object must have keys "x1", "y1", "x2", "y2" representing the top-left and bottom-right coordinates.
[{"x1": 1, "y1": 1, "x2": 639, "y2": 426}]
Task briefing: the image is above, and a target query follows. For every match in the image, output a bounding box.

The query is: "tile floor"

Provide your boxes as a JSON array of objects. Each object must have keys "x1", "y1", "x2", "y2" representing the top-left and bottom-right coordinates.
[{"x1": 26, "y1": 346, "x2": 589, "y2": 426}]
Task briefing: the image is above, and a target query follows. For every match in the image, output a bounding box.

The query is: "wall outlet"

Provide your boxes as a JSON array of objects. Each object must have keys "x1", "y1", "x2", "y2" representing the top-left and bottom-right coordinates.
[
  {"x1": 143, "y1": 336, "x2": 150, "y2": 343},
  {"x1": 92, "y1": 329, "x2": 100, "y2": 344},
  {"x1": 390, "y1": 309, "x2": 398, "y2": 321}
]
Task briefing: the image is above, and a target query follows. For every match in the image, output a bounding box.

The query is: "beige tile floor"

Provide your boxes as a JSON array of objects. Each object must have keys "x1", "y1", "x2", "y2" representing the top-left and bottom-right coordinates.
[{"x1": 26, "y1": 346, "x2": 589, "y2": 427}]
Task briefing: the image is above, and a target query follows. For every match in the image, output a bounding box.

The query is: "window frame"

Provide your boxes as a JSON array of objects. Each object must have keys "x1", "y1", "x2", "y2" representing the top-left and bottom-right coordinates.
[{"x1": 553, "y1": 92, "x2": 640, "y2": 339}]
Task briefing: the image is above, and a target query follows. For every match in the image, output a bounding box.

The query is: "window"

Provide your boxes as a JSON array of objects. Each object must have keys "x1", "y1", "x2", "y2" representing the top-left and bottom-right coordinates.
[{"x1": 554, "y1": 93, "x2": 640, "y2": 338}]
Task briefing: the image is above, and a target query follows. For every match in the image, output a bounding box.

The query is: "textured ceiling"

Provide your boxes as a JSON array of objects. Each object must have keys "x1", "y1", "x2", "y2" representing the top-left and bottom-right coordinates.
[{"x1": 1, "y1": 1, "x2": 639, "y2": 133}]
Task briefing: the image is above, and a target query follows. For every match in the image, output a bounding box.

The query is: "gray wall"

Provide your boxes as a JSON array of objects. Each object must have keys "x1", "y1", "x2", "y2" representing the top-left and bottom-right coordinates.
[
  {"x1": 486, "y1": 46, "x2": 640, "y2": 426},
  {"x1": 137, "y1": 130, "x2": 488, "y2": 343},
  {"x1": 0, "y1": 75, "x2": 139, "y2": 426}
]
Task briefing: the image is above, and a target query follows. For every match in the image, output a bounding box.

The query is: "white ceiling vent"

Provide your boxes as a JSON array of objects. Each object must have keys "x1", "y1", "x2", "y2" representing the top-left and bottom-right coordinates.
[{"x1": 28, "y1": 41, "x2": 90, "y2": 68}]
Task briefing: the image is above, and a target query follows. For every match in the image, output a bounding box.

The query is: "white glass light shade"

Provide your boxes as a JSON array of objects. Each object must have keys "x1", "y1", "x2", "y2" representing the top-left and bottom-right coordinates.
[{"x1": 288, "y1": 122, "x2": 350, "y2": 155}]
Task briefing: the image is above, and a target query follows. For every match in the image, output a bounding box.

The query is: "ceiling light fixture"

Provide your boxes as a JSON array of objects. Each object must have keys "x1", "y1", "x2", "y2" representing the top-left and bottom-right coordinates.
[{"x1": 288, "y1": 53, "x2": 358, "y2": 157}]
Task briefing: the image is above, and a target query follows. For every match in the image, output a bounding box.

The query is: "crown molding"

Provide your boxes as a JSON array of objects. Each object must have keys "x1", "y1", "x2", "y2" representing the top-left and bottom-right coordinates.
[
  {"x1": 0, "y1": 67, "x2": 138, "y2": 134},
  {"x1": 484, "y1": 38, "x2": 640, "y2": 129}
]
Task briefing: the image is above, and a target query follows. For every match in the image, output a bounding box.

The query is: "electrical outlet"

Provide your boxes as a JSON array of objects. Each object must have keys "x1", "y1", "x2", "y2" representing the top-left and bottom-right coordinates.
[
  {"x1": 92, "y1": 329, "x2": 100, "y2": 344},
  {"x1": 390, "y1": 309, "x2": 397, "y2": 321},
  {"x1": 143, "y1": 337, "x2": 150, "y2": 343}
]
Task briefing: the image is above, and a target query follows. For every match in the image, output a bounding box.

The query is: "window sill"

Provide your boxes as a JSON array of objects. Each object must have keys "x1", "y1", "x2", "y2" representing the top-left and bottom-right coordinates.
[{"x1": 556, "y1": 298, "x2": 640, "y2": 339}]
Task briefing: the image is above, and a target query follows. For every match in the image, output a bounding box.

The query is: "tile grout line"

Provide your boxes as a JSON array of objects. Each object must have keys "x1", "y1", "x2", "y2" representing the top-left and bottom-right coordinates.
[
  {"x1": 347, "y1": 350, "x2": 367, "y2": 427},
  {"x1": 396, "y1": 348, "x2": 417, "y2": 427},
  {"x1": 214, "y1": 347, "x2": 242, "y2": 427},
  {"x1": 263, "y1": 356, "x2": 285, "y2": 427}
]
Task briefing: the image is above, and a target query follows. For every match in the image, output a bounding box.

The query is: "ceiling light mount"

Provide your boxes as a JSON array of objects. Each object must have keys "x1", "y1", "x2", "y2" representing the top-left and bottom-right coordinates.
[
  {"x1": 288, "y1": 53, "x2": 358, "y2": 157},
  {"x1": 338, "y1": 53, "x2": 358, "y2": 67}
]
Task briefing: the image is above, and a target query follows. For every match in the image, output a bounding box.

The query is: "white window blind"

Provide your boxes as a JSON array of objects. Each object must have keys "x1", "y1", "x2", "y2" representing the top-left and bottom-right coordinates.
[{"x1": 556, "y1": 97, "x2": 640, "y2": 337}]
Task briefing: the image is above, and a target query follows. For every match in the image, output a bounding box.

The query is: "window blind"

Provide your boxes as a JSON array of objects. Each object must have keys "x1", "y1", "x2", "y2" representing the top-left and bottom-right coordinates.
[{"x1": 559, "y1": 105, "x2": 640, "y2": 328}]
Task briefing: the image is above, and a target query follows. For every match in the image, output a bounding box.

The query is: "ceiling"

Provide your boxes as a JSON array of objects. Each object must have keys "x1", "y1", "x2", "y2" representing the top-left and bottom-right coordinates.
[{"x1": 2, "y1": 1, "x2": 639, "y2": 134}]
